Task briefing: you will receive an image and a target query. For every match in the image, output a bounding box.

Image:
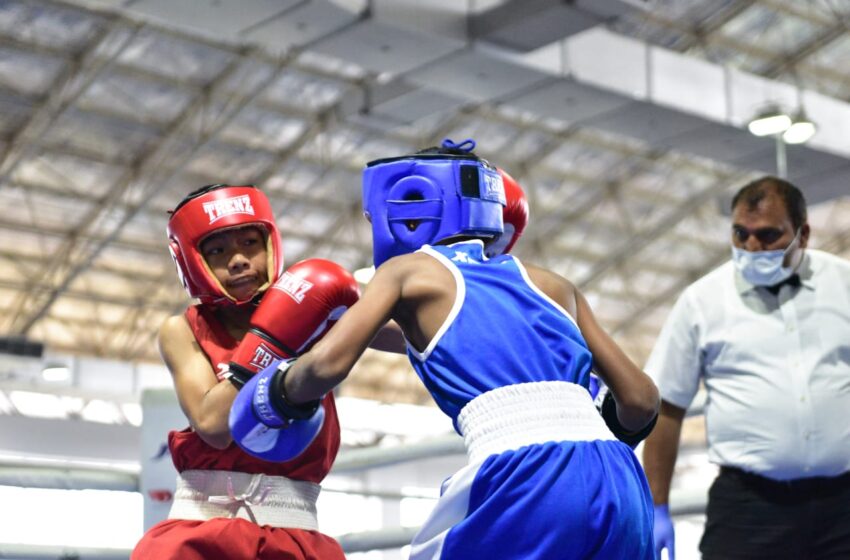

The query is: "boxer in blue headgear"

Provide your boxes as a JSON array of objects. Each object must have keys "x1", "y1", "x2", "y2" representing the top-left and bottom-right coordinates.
[
  {"x1": 240, "y1": 138, "x2": 660, "y2": 559},
  {"x1": 363, "y1": 138, "x2": 506, "y2": 267}
]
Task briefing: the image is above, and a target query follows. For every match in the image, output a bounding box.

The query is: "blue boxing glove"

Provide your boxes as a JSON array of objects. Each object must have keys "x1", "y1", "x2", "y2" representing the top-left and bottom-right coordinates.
[
  {"x1": 653, "y1": 504, "x2": 675, "y2": 560},
  {"x1": 229, "y1": 358, "x2": 325, "y2": 462}
]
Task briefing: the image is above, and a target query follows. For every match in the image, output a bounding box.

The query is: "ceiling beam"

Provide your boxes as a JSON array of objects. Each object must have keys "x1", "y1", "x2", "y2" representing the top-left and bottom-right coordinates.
[
  {"x1": 6, "y1": 44, "x2": 295, "y2": 335},
  {"x1": 0, "y1": 278, "x2": 180, "y2": 311},
  {"x1": 664, "y1": 0, "x2": 756, "y2": 53},
  {"x1": 0, "y1": 18, "x2": 140, "y2": 187},
  {"x1": 611, "y1": 247, "x2": 729, "y2": 336},
  {"x1": 635, "y1": 7, "x2": 850, "y2": 87},
  {"x1": 761, "y1": 24, "x2": 846, "y2": 79},
  {"x1": 577, "y1": 170, "x2": 747, "y2": 289}
]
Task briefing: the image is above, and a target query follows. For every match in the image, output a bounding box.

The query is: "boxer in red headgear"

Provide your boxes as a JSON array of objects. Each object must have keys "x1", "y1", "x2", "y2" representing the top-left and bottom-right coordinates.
[
  {"x1": 166, "y1": 183, "x2": 285, "y2": 306},
  {"x1": 132, "y1": 184, "x2": 359, "y2": 560}
]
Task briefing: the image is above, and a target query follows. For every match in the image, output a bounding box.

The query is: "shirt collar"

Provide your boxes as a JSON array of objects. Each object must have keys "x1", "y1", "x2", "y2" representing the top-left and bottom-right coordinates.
[{"x1": 795, "y1": 251, "x2": 815, "y2": 289}]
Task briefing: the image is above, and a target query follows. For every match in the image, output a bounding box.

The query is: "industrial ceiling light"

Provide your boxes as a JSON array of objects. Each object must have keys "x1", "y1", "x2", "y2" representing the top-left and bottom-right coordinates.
[
  {"x1": 782, "y1": 111, "x2": 817, "y2": 144},
  {"x1": 747, "y1": 106, "x2": 792, "y2": 137}
]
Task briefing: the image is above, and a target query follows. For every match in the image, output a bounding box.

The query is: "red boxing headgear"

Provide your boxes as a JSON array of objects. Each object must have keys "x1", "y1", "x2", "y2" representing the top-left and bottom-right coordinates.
[
  {"x1": 167, "y1": 184, "x2": 284, "y2": 306},
  {"x1": 485, "y1": 168, "x2": 529, "y2": 257}
]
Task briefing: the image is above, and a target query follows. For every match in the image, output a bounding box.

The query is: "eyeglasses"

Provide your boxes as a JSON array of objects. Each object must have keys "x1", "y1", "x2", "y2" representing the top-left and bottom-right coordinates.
[{"x1": 731, "y1": 225, "x2": 786, "y2": 245}]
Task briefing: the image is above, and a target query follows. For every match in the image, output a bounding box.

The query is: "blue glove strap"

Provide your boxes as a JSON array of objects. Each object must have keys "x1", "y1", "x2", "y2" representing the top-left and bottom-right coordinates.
[
  {"x1": 251, "y1": 361, "x2": 289, "y2": 429},
  {"x1": 251, "y1": 358, "x2": 323, "y2": 428},
  {"x1": 230, "y1": 359, "x2": 327, "y2": 462}
]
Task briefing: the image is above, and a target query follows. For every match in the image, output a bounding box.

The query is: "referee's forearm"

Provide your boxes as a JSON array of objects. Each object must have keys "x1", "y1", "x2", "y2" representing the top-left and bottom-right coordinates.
[{"x1": 642, "y1": 401, "x2": 685, "y2": 504}]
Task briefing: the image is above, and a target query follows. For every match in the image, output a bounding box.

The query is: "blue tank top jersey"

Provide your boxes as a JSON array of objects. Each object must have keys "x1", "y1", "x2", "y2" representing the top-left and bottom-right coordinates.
[
  {"x1": 406, "y1": 240, "x2": 593, "y2": 424},
  {"x1": 404, "y1": 242, "x2": 655, "y2": 560}
]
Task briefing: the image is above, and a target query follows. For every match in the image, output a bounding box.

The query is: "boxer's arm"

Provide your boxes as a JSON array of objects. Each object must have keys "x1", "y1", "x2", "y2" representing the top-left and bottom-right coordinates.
[
  {"x1": 642, "y1": 400, "x2": 686, "y2": 504},
  {"x1": 525, "y1": 264, "x2": 659, "y2": 433},
  {"x1": 368, "y1": 320, "x2": 406, "y2": 353},
  {"x1": 643, "y1": 400, "x2": 685, "y2": 559},
  {"x1": 573, "y1": 288, "x2": 659, "y2": 432},
  {"x1": 158, "y1": 315, "x2": 236, "y2": 449}
]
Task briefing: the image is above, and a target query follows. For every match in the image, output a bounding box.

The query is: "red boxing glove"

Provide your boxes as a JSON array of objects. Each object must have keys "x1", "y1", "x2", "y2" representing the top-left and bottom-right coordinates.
[
  {"x1": 228, "y1": 258, "x2": 360, "y2": 387},
  {"x1": 485, "y1": 168, "x2": 529, "y2": 257}
]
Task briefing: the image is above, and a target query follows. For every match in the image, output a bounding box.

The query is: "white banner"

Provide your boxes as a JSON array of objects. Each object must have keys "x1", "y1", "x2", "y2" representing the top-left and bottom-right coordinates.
[{"x1": 140, "y1": 388, "x2": 186, "y2": 531}]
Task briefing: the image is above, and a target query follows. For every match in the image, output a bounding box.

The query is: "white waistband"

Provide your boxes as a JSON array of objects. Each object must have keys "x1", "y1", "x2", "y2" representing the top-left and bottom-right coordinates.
[
  {"x1": 168, "y1": 469, "x2": 320, "y2": 530},
  {"x1": 457, "y1": 381, "x2": 616, "y2": 464}
]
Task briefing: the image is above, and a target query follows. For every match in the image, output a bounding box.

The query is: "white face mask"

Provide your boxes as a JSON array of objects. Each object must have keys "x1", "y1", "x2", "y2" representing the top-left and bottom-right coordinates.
[{"x1": 731, "y1": 228, "x2": 801, "y2": 287}]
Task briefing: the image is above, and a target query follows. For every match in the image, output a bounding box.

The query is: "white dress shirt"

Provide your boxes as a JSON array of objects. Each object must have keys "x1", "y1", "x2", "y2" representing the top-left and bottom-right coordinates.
[{"x1": 645, "y1": 249, "x2": 850, "y2": 481}]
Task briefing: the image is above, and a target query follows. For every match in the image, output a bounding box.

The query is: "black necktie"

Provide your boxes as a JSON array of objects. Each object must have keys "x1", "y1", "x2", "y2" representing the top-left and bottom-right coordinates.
[{"x1": 765, "y1": 274, "x2": 801, "y2": 295}]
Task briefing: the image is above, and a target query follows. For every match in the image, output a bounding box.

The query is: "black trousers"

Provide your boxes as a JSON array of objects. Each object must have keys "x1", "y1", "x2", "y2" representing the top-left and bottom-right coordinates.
[{"x1": 700, "y1": 466, "x2": 850, "y2": 560}]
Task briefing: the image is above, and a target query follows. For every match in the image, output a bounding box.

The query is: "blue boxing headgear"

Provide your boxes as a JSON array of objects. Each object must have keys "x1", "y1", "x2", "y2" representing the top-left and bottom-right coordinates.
[{"x1": 363, "y1": 139, "x2": 506, "y2": 267}]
